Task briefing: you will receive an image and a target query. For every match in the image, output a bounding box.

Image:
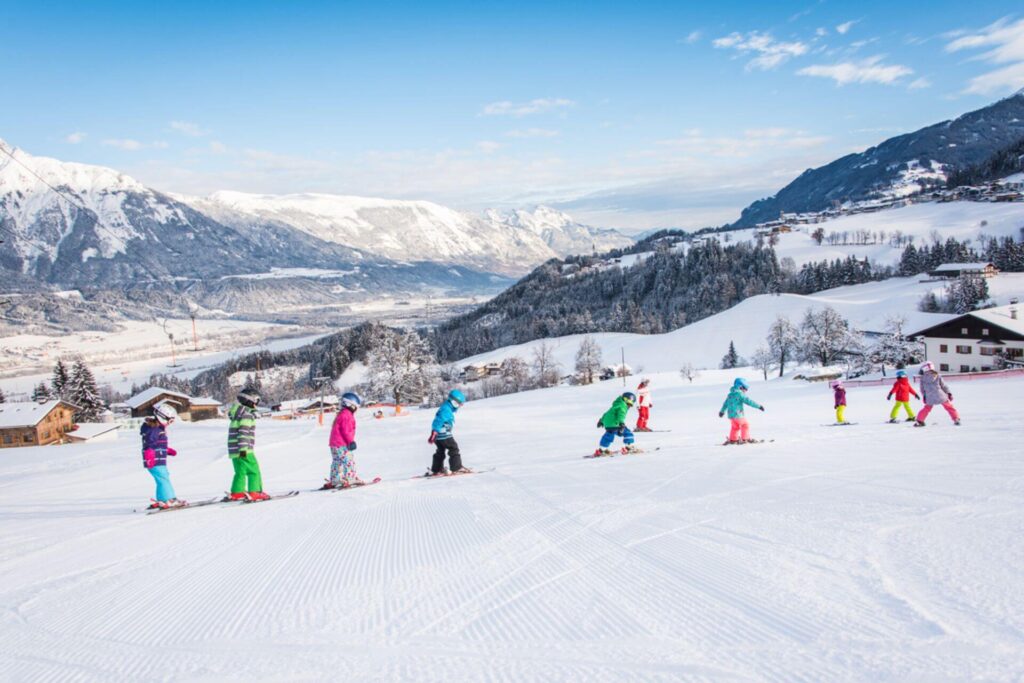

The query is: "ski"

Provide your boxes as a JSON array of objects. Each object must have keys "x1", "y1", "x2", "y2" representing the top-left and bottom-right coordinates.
[
  {"x1": 823, "y1": 422, "x2": 858, "y2": 426},
  {"x1": 415, "y1": 467, "x2": 494, "y2": 479},
  {"x1": 242, "y1": 490, "x2": 300, "y2": 504},
  {"x1": 719, "y1": 439, "x2": 774, "y2": 446},
  {"x1": 142, "y1": 495, "x2": 240, "y2": 515},
  {"x1": 328, "y1": 477, "x2": 382, "y2": 492},
  {"x1": 584, "y1": 447, "x2": 659, "y2": 459}
]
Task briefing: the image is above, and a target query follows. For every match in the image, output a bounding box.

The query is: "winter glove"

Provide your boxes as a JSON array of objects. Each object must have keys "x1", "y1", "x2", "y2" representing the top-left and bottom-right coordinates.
[
  {"x1": 346, "y1": 441, "x2": 357, "y2": 451},
  {"x1": 718, "y1": 411, "x2": 724, "y2": 418},
  {"x1": 887, "y1": 394, "x2": 892, "y2": 401},
  {"x1": 596, "y1": 419, "x2": 603, "y2": 429},
  {"x1": 947, "y1": 393, "x2": 953, "y2": 401},
  {"x1": 616, "y1": 425, "x2": 625, "y2": 436},
  {"x1": 759, "y1": 406, "x2": 765, "y2": 412},
  {"x1": 144, "y1": 449, "x2": 156, "y2": 468},
  {"x1": 239, "y1": 449, "x2": 249, "y2": 459},
  {"x1": 166, "y1": 447, "x2": 177, "y2": 457},
  {"x1": 428, "y1": 431, "x2": 437, "y2": 444}
]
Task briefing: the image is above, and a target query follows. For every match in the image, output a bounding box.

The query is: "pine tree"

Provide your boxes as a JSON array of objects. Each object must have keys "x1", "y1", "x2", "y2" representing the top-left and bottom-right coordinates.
[
  {"x1": 68, "y1": 358, "x2": 104, "y2": 422},
  {"x1": 720, "y1": 341, "x2": 740, "y2": 369},
  {"x1": 52, "y1": 359, "x2": 70, "y2": 400},
  {"x1": 0, "y1": 387, "x2": 6, "y2": 404},
  {"x1": 31, "y1": 382, "x2": 51, "y2": 402}
]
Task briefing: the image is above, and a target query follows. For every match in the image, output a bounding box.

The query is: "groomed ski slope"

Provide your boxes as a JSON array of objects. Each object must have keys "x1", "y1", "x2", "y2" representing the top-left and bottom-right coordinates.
[{"x1": 1, "y1": 371, "x2": 1023, "y2": 681}]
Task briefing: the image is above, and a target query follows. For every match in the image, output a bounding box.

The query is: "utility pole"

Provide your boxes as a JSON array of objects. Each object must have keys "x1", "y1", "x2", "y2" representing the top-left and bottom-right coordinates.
[
  {"x1": 621, "y1": 347, "x2": 626, "y2": 387},
  {"x1": 190, "y1": 310, "x2": 199, "y2": 352},
  {"x1": 168, "y1": 332, "x2": 178, "y2": 367},
  {"x1": 313, "y1": 375, "x2": 330, "y2": 426}
]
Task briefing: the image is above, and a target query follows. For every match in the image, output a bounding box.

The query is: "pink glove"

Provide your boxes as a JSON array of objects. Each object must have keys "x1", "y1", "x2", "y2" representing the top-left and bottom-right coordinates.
[
  {"x1": 166, "y1": 447, "x2": 177, "y2": 456},
  {"x1": 144, "y1": 449, "x2": 156, "y2": 468}
]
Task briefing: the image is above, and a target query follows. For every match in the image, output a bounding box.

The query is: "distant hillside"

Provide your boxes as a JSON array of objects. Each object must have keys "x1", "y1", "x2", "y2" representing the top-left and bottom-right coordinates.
[{"x1": 735, "y1": 91, "x2": 1024, "y2": 227}]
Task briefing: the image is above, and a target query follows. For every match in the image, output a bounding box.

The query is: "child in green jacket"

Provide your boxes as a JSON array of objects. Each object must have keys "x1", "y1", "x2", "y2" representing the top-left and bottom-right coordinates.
[
  {"x1": 227, "y1": 391, "x2": 269, "y2": 501},
  {"x1": 595, "y1": 392, "x2": 638, "y2": 456}
]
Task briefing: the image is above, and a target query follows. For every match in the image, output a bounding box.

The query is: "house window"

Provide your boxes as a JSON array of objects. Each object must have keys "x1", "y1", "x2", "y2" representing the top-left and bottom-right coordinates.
[
  {"x1": 980, "y1": 347, "x2": 998, "y2": 356},
  {"x1": 960, "y1": 365, "x2": 971, "y2": 373},
  {"x1": 961, "y1": 327, "x2": 968, "y2": 335},
  {"x1": 41, "y1": 430, "x2": 50, "y2": 440},
  {"x1": 23, "y1": 434, "x2": 33, "y2": 443},
  {"x1": 955, "y1": 345, "x2": 972, "y2": 354},
  {"x1": 2, "y1": 434, "x2": 11, "y2": 445},
  {"x1": 1008, "y1": 348, "x2": 1024, "y2": 359},
  {"x1": 940, "y1": 364, "x2": 949, "y2": 371},
  {"x1": 982, "y1": 328, "x2": 989, "y2": 336},
  {"x1": 939, "y1": 344, "x2": 948, "y2": 353}
]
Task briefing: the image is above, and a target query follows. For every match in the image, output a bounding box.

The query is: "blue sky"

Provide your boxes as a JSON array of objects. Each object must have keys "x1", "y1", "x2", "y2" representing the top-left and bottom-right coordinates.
[{"x1": 3, "y1": 1, "x2": 1024, "y2": 230}]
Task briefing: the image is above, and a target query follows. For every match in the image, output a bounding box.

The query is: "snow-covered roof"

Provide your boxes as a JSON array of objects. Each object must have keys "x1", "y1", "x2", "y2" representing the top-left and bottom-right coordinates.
[
  {"x1": 931, "y1": 262, "x2": 994, "y2": 272},
  {"x1": 125, "y1": 387, "x2": 191, "y2": 409},
  {"x1": 0, "y1": 400, "x2": 71, "y2": 429},
  {"x1": 969, "y1": 305, "x2": 1024, "y2": 336},
  {"x1": 66, "y1": 423, "x2": 120, "y2": 440},
  {"x1": 190, "y1": 397, "x2": 222, "y2": 407}
]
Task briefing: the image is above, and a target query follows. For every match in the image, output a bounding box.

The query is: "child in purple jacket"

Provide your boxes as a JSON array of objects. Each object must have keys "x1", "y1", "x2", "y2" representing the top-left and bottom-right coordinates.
[
  {"x1": 830, "y1": 380, "x2": 848, "y2": 424},
  {"x1": 140, "y1": 402, "x2": 184, "y2": 509}
]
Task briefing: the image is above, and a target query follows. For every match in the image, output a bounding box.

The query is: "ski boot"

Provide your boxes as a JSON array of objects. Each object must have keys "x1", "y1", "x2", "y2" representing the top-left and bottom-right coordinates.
[
  {"x1": 887, "y1": 418, "x2": 898, "y2": 424},
  {"x1": 319, "y1": 480, "x2": 337, "y2": 490},
  {"x1": 913, "y1": 421, "x2": 926, "y2": 428},
  {"x1": 247, "y1": 491, "x2": 271, "y2": 501},
  {"x1": 954, "y1": 419, "x2": 962, "y2": 426},
  {"x1": 905, "y1": 417, "x2": 916, "y2": 422},
  {"x1": 426, "y1": 469, "x2": 449, "y2": 477},
  {"x1": 147, "y1": 499, "x2": 162, "y2": 510},
  {"x1": 450, "y1": 467, "x2": 474, "y2": 475},
  {"x1": 593, "y1": 448, "x2": 613, "y2": 457},
  {"x1": 621, "y1": 444, "x2": 641, "y2": 454},
  {"x1": 226, "y1": 492, "x2": 249, "y2": 501}
]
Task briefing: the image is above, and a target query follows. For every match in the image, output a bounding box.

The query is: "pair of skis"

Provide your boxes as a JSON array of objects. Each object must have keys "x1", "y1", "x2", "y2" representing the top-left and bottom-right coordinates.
[
  {"x1": 414, "y1": 467, "x2": 495, "y2": 479},
  {"x1": 143, "y1": 490, "x2": 300, "y2": 515},
  {"x1": 583, "y1": 447, "x2": 659, "y2": 459}
]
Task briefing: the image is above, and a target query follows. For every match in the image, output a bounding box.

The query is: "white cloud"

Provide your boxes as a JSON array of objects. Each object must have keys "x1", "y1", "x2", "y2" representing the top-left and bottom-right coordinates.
[
  {"x1": 815, "y1": 27, "x2": 828, "y2": 37},
  {"x1": 169, "y1": 120, "x2": 208, "y2": 137},
  {"x1": 712, "y1": 31, "x2": 809, "y2": 71},
  {"x1": 505, "y1": 128, "x2": 560, "y2": 138},
  {"x1": 209, "y1": 141, "x2": 228, "y2": 154},
  {"x1": 102, "y1": 138, "x2": 144, "y2": 151},
  {"x1": 481, "y1": 98, "x2": 575, "y2": 117},
  {"x1": 836, "y1": 20, "x2": 858, "y2": 35},
  {"x1": 656, "y1": 127, "x2": 829, "y2": 157},
  {"x1": 946, "y1": 17, "x2": 1024, "y2": 95},
  {"x1": 683, "y1": 30, "x2": 702, "y2": 44},
  {"x1": 476, "y1": 140, "x2": 502, "y2": 154},
  {"x1": 797, "y1": 56, "x2": 913, "y2": 86},
  {"x1": 908, "y1": 77, "x2": 932, "y2": 90},
  {"x1": 64, "y1": 132, "x2": 86, "y2": 144}
]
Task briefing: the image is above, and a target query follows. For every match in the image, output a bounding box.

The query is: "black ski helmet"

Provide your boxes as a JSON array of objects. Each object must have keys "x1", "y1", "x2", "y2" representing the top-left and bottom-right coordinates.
[{"x1": 238, "y1": 390, "x2": 261, "y2": 409}]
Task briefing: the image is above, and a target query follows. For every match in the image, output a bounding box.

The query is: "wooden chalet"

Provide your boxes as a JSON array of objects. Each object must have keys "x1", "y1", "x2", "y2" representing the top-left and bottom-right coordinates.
[{"x1": 0, "y1": 400, "x2": 78, "y2": 448}]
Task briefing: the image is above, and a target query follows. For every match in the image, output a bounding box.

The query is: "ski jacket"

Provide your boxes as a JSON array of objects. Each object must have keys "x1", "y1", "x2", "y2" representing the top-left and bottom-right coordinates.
[
  {"x1": 919, "y1": 371, "x2": 952, "y2": 406},
  {"x1": 140, "y1": 419, "x2": 169, "y2": 468},
  {"x1": 329, "y1": 407, "x2": 357, "y2": 449},
  {"x1": 833, "y1": 387, "x2": 847, "y2": 408},
  {"x1": 431, "y1": 400, "x2": 459, "y2": 440},
  {"x1": 720, "y1": 388, "x2": 762, "y2": 419},
  {"x1": 227, "y1": 402, "x2": 257, "y2": 458},
  {"x1": 637, "y1": 384, "x2": 652, "y2": 407},
  {"x1": 887, "y1": 376, "x2": 919, "y2": 402},
  {"x1": 600, "y1": 396, "x2": 631, "y2": 429}
]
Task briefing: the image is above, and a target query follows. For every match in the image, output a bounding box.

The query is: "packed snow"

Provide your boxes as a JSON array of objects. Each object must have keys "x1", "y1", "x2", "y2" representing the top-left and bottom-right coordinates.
[{"x1": 1, "y1": 368, "x2": 1022, "y2": 680}]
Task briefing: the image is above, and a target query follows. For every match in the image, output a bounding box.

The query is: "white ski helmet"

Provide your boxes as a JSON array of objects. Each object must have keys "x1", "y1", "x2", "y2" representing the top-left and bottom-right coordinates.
[{"x1": 153, "y1": 401, "x2": 178, "y2": 425}]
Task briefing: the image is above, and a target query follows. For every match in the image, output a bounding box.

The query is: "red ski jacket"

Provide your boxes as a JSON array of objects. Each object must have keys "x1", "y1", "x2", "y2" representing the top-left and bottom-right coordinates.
[{"x1": 887, "y1": 376, "x2": 919, "y2": 402}]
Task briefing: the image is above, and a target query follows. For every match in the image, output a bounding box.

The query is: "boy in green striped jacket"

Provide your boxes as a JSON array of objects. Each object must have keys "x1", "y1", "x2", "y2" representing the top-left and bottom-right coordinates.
[{"x1": 227, "y1": 391, "x2": 269, "y2": 501}]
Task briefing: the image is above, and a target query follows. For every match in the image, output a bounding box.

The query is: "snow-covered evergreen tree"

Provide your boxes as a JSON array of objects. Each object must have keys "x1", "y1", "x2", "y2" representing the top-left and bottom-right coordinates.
[
  {"x1": 799, "y1": 307, "x2": 856, "y2": 367},
  {"x1": 870, "y1": 315, "x2": 925, "y2": 371},
  {"x1": 365, "y1": 328, "x2": 438, "y2": 407},
  {"x1": 68, "y1": 358, "x2": 104, "y2": 422},
  {"x1": 0, "y1": 387, "x2": 6, "y2": 404},
  {"x1": 766, "y1": 315, "x2": 799, "y2": 377},
  {"x1": 31, "y1": 382, "x2": 51, "y2": 402},
  {"x1": 574, "y1": 337, "x2": 603, "y2": 385},
  {"x1": 51, "y1": 359, "x2": 70, "y2": 400},
  {"x1": 720, "y1": 341, "x2": 740, "y2": 369},
  {"x1": 945, "y1": 276, "x2": 990, "y2": 314}
]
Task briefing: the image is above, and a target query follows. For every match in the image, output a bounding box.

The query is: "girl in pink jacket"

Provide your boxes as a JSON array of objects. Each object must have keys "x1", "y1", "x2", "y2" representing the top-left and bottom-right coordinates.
[{"x1": 324, "y1": 392, "x2": 362, "y2": 488}]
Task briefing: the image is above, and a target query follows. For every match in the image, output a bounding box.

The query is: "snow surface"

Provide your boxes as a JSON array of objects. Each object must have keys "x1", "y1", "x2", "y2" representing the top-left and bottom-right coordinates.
[
  {"x1": 459, "y1": 274, "x2": 1024, "y2": 372},
  {"x1": 1, "y1": 370, "x2": 1022, "y2": 680}
]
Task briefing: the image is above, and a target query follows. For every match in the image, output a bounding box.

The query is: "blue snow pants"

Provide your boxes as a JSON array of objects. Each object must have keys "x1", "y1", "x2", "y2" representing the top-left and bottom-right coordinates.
[
  {"x1": 600, "y1": 427, "x2": 635, "y2": 448},
  {"x1": 148, "y1": 465, "x2": 176, "y2": 502}
]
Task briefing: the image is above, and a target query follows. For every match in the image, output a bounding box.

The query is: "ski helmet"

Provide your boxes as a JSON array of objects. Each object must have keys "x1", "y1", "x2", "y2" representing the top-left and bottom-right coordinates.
[
  {"x1": 733, "y1": 377, "x2": 750, "y2": 391},
  {"x1": 895, "y1": 369, "x2": 907, "y2": 378},
  {"x1": 920, "y1": 361, "x2": 935, "y2": 373},
  {"x1": 622, "y1": 391, "x2": 637, "y2": 405},
  {"x1": 341, "y1": 392, "x2": 361, "y2": 411},
  {"x1": 829, "y1": 380, "x2": 843, "y2": 389},
  {"x1": 153, "y1": 401, "x2": 178, "y2": 425},
  {"x1": 237, "y1": 390, "x2": 261, "y2": 409},
  {"x1": 448, "y1": 389, "x2": 467, "y2": 406}
]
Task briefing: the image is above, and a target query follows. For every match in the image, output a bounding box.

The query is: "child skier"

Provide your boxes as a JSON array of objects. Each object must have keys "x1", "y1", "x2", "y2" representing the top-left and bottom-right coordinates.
[
  {"x1": 886, "y1": 369, "x2": 919, "y2": 423},
  {"x1": 141, "y1": 401, "x2": 184, "y2": 509},
  {"x1": 830, "y1": 379, "x2": 848, "y2": 424},
  {"x1": 718, "y1": 378, "x2": 765, "y2": 444},
  {"x1": 595, "y1": 391, "x2": 638, "y2": 456},
  {"x1": 427, "y1": 389, "x2": 469, "y2": 475},
  {"x1": 324, "y1": 392, "x2": 362, "y2": 488},
  {"x1": 227, "y1": 390, "x2": 269, "y2": 500},
  {"x1": 635, "y1": 378, "x2": 653, "y2": 432},
  {"x1": 915, "y1": 361, "x2": 961, "y2": 427}
]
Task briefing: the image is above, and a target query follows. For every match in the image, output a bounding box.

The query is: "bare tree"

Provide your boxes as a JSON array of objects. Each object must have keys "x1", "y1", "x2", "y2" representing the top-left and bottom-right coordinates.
[
  {"x1": 574, "y1": 336, "x2": 603, "y2": 385},
  {"x1": 679, "y1": 362, "x2": 699, "y2": 383},
  {"x1": 750, "y1": 346, "x2": 775, "y2": 381},
  {"x1": 500, "y1": 356, "x2": 531, "y2": 391},
  {"x1": 532, "y1": 341, "x2": 562, "y2": 388}
]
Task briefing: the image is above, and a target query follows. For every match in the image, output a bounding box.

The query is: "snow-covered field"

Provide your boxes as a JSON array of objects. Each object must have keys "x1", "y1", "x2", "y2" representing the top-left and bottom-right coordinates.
[
  {"x1": 1, "y1": 369, "x2": 1022, "y2": 680},
  {"x1": 460, "y1": 273, "x2": 1024, "y2": 373}
]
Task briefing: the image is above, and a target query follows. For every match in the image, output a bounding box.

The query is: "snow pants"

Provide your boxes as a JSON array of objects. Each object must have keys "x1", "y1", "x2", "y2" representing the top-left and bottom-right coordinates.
[
  {"x1": 432, "y1": 437, "x2": 463, "y2": 474},
  {"x1": 728, "y1": 418, "x2": 750, "y2": 443},
  {"x1": 600, "y1": 427, "x2": 635, "y2": 448},
  {"x1": 835, "y1": 405, "x2": 846, "y2": 423},
  {"x1": 231, "y1": 455, "x2": 263, "y2": 494},
  {"x1": 918, "y1": 401, "x2": 959, "y2": 424},
  {"x1": 148, "y1": 465, "x2": 176, "y2": 502},
  {"x1": 890, "y1": 401, "x2": 916, "y2": 420},
  {"x1": 636, "y1": 406, "x2": 650, "y2": 430},
  {"x1": 329, "y1": 447, "x2": 358, "y2": 486}
]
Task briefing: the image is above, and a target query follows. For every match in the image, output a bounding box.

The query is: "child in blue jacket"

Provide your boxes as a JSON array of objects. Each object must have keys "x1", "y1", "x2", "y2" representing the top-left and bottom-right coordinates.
[
  {"x1": 428, "y1": 389, "x2": 469, "y2": 475},
  {"x1": 140, "y1": 401, "x2": 185, "y2": 509}
]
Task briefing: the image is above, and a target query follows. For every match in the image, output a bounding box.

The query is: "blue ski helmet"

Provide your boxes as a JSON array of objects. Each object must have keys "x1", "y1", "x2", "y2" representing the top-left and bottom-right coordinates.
[
  {"x1": 622, "y1": 391, "x2": 637, "y2": 405},
  {"x1": 895, "y1": 369, "x2": 907, "y2": 378},
  {"x1": 733, "y1": 377, "x2": 750, "y2": 391},
  {"x1": 341, "y1": 392, "x2": 361, "y2": 410},
  {"x1": 448, "y1": 389, "x2": 467, "y2": 405}
]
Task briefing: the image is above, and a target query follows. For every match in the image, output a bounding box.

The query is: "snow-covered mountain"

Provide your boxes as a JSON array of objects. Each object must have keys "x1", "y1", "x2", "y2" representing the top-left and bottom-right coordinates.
[{"x1": 191, "y1": 192, "x2": 632, "y2": 276}]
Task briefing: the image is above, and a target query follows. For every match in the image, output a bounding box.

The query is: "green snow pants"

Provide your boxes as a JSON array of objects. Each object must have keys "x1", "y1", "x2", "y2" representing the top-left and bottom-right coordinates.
[{"x1": 231, "y1": 455, "x2": 263, "y2": 494}]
